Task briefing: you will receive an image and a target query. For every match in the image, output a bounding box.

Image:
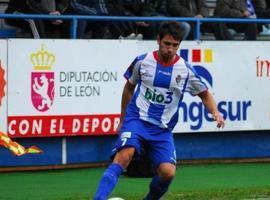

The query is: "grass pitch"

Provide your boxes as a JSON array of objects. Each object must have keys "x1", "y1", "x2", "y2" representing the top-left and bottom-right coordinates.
[{"x1": 0, "y1": 163, "x2": 270, "y2": 200}]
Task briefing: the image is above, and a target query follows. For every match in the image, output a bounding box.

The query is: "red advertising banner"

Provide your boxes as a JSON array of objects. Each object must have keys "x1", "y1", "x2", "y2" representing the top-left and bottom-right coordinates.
[{"x1": 8, "y1": 114, "x2": 120, "y2": 138}]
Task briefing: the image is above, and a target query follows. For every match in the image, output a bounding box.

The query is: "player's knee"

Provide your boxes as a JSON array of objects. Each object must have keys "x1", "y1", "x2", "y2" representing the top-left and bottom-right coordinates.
[
  {"x1": 113, "y1": 147, "x2": 135, "y2": 168},
  {"x1": 157, "y1": 163, "x2": 176, "y2": 180},
  {"x1": 159, "y1": 170, "x2": 175, "y2": 180}
]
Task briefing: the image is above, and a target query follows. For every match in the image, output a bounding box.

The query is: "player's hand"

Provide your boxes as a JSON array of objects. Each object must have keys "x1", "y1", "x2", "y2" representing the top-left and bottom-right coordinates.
[
  {"x1": 195, "y1": 14, "x2": 203, "y2": 18},
  {"x1": 136, "y1": 21, "x2": 149, "y2": 27},
  {"x1": 243, "y1": 10, "x2": 250, "y2": 17},
  {"x1": 212, "y1": 112, "x2": 225, "y2": 128},
  {"x1": 49, "y1": 11, "x2": 63, "y2": 25},
  {"x1": 116, "y1": 120, "x2": 123, "y2": 133}
]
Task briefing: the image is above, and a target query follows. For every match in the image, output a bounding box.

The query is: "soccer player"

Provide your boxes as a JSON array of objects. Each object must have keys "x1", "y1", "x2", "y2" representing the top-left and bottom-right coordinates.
[{"x1": 93, "y1": 21, "x2": 225, "y2": 200}]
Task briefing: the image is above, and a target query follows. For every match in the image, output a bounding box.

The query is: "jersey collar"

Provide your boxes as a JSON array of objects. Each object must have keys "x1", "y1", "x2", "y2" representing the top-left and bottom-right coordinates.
[{"x1": 153, "y1": 50, "x2": 180, "y2": 67}]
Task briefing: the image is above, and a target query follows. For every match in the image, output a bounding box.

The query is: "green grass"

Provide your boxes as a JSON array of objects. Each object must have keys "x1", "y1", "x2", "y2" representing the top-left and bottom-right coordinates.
[{"x1": 0, "y1": 163, "x2": 270, "y2": 200}]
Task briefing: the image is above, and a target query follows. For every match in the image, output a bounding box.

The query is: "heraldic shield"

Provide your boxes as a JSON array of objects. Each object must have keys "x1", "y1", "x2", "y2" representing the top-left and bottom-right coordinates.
[{"x1": 31, "y1": 72, "x2": 54, "y2": 112}]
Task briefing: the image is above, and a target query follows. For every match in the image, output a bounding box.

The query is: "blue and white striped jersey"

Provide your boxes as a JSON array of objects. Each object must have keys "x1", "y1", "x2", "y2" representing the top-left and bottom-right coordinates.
[{"x1": 124, "y1": 51, "x2": 207, "y2": 130}]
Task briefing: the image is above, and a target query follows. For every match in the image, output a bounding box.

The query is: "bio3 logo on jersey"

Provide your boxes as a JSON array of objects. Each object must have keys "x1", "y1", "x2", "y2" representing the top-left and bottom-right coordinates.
[
  {"x1": 145, "y1": 88, "x2": 173, "y2": 104},
  {"x1": 30, "y1": 45, "x2": 55, "y2": 112},
  {"x1": 179, "y1": 49, "x2": 252, "y2": 130}
]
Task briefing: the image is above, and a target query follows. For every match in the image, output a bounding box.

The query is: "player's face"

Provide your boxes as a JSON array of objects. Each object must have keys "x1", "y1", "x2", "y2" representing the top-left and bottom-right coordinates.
[{"x1": 157, "y1": 35, "x2": 180, "y2": 63}]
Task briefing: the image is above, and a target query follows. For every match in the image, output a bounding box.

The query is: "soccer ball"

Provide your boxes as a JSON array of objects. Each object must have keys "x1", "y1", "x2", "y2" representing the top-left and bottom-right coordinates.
[{"x1": 108, "y1": 198, "x2": 125, "y2": 200}]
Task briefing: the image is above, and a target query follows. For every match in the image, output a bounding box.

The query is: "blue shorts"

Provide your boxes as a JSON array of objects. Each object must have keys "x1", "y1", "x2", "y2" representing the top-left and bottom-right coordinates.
[{"x1": 111, "y1": 119, "x2": 176, "y2": 167}]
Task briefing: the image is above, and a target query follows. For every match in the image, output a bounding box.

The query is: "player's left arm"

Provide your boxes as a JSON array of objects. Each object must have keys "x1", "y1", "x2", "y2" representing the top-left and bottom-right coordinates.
[{"x1": 198, "y1": 90, "x2": 225, "y2": 128}]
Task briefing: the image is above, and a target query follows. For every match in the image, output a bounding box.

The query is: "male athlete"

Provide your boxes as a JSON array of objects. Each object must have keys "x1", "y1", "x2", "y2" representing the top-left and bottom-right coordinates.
[{"x1": 94, "y1": 21, "x2": 225, "y2": 200}]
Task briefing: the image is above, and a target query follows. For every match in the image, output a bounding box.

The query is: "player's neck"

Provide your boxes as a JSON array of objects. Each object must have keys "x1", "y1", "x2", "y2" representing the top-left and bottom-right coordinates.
[{"x1": 157, "y1": 51, "x2": 176, "y2": 66}]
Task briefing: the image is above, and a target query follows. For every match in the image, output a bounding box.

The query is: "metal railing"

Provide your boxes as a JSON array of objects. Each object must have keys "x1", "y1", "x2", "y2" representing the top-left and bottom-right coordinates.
[{"x1": 1, "y1": 13, "x2": 270, "y2": 40}]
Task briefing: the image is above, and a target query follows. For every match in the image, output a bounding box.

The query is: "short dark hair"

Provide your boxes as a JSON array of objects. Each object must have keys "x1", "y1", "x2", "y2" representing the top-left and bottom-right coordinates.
[{"x1": 158, "y1": 21, "x2": 184, "y2": 41}]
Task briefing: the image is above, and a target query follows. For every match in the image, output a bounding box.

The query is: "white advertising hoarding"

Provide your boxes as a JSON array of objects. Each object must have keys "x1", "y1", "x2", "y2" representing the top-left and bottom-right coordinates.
[
  {"x1": 8, "y1": 39, "x2": 137, "y2": 137},
  {"x1": 174, "y1": 41, "x2": 269, "y2": 132},
  {"x1": 6, "y1": 40, "x2": 270, "y2": 137},
  {"x1": 0, "y1": 40, "x2": 7, "y2": 133},
  {"x1": 138, "y1": 41, "x2": 270, "y2": 132}
]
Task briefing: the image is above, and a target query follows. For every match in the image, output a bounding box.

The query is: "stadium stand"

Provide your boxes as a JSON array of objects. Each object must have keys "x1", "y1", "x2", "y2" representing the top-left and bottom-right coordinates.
[
  {"x1": 203, "y1": 0, "x2": 270, "y2": 40},
  {"x1": 0, "y1": 0, "x2": 270, "y2": 40},
  {"x1": 0, "y1": 0, "x2": 15, "y2": 38},
  {"x1": 0, "y1": 0, "x2": 35, "y2": 38}
]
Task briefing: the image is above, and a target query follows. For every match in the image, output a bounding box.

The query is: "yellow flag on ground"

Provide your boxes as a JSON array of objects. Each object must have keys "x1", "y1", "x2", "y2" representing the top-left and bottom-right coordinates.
[{"x1": 0, "y1": 131, "x2": 43, "y2": 156}]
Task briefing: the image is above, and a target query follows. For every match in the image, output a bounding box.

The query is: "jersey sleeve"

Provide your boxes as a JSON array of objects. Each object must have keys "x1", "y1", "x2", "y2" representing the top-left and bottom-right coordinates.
[
  {"x1": 185, "y1": 63, "x2": 208, "y2": 96},
  {"x1": 124, "y1": 53, "x2": 147, "y2": 85}
]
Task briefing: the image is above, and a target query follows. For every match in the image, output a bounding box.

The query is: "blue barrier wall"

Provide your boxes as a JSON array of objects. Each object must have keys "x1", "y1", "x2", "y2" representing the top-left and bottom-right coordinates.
[
  {"x1": 174, "y1": 131, "x2": 270, "y2": 160},
  {"x1": 67, "y1": 136, "x2": 116, "y2": 164},
  {"x1": 0, "y1": 138, "x2": 62, "y2": 166},
  {"x1": 1, "y1": 131, "x2": 269, "y2": 167}
]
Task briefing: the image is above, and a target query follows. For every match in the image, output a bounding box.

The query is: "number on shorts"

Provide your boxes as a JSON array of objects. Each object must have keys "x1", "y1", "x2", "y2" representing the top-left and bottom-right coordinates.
[{"x1": 121, "y1": 138, "x2": 127, "y2": 146}]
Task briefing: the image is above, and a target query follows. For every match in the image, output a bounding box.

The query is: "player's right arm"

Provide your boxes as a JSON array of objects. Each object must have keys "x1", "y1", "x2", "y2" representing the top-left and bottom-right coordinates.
[
  {"x1": 117, "y1": 81, "x2": 136, "y2": 132},
  {"x1": 117, "y1": 54, "x2": 145, "y2": 131}
]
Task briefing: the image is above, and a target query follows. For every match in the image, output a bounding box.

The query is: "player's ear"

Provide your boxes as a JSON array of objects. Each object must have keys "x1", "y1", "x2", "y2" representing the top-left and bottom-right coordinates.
[{"x1": 157, "y1": 35, "x2": 161, "y2": 45}]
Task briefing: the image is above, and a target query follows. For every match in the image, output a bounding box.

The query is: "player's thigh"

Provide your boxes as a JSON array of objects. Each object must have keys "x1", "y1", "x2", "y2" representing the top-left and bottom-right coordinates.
[
  {"x1": 148, "y1": 134, "x2": 176, "y2": 167},
  {"x1": 113, "y1": 147, "x2": 136, "y2": 168},
  {"x1": 111, "y1": 120, "x2": 144, "y2": 162}
]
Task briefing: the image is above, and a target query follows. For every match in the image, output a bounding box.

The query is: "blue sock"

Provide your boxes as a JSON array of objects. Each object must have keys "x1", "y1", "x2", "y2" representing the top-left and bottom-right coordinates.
[
  {"x1": 144, "y1": 175, "x2": 172, "y2": 200},
  {"x1": 94, "y1": 163, "x2": 123, "y2": 200}
]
